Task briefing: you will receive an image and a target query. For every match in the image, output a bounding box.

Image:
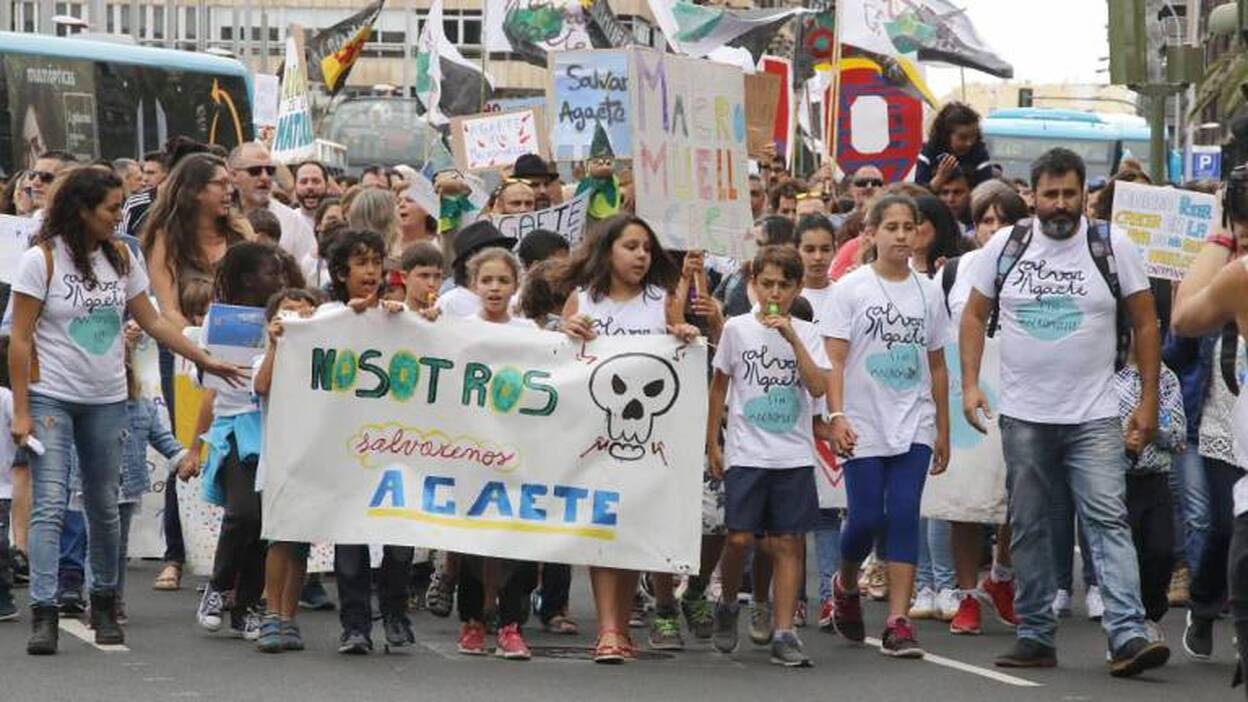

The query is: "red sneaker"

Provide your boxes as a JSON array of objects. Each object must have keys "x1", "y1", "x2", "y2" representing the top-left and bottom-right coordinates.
[
  {"x1": 495, "y1": 623, "x2": 531, "y2": 660},
  {"x1": 818, "y1": 597, "x2": 835, "y2": 632},
  {"x1": 979, "y1": 576, "x2": 1018, "y2": 627},
  {"x1": 458, "y1": 622, "x2": 487, "y2": 655},
  {"x1": 949, "y1": 594, "x2": 982, "y2": 635},
  {"x1": 832, "y1": 574, "x2": 865, "y2": 643}
]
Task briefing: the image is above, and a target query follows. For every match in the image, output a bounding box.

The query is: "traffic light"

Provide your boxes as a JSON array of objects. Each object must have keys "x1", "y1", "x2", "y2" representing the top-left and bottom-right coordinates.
[
  {"x1": 1018, "y1": 87, "x2": 1034, "y2": 107},
  {"x1": 1108, "y1": 0, "x2": 1148, "y2": 85}
]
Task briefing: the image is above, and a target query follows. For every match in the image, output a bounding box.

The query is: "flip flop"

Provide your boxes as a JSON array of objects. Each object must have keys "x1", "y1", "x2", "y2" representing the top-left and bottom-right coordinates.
[{"x1": 153, "y1": 562, "x2": 182, "y2": 591}]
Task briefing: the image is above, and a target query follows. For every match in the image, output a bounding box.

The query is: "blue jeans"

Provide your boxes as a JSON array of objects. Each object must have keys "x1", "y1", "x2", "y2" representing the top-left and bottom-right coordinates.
[
  {"x1": 916, "y1": 518, "x2": 956, "y2": 592},
  {"x1": 85, "y1": 503, "x2": 136, "y2": 602},
  {"x1": 1001, "y1": 415, "x2": 1147, "y2": 651},
  {"x1": 1173, "y1": 445, "x2": 1209, "y2": 571},
  {"x1": 1052, "y1": 509, "x2": 1098, "y2": 592},
  {"x1": 58, "y1": 507, "x2": 86, "y2": 596},
  {"x1": 814, "y1": 509, "x2": 842, "y2": 601},
  {"x1": 26, "y1": 394, "x2": 127, "y2": 607}
]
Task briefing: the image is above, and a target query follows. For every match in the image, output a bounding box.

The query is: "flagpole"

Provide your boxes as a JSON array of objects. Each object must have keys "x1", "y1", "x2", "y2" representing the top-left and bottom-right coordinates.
[{"x1": 827, "y1": 8, "x2": 844, "y2": 181}]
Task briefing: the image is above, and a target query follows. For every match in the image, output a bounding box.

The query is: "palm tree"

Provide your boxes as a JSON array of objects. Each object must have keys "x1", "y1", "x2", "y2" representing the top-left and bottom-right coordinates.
[{"x1": 1190, "y1": 50, "x2": 1248, "y2": 121}]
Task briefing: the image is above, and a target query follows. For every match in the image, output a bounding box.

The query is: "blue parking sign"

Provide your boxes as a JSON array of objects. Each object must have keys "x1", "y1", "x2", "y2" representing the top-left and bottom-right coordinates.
[{"x1": 1189, "y1": 146, "x2": 1222, "y2": 180}]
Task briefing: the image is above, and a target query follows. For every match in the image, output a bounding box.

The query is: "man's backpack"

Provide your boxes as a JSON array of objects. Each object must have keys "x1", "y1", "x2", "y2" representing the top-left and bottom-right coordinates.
[{"x1": 985, "y1": 218, "x2": 1130, "y2": 372}]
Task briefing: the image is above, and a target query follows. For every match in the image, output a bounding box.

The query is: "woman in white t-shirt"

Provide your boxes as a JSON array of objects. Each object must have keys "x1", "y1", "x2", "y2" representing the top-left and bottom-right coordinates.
[
  {"x1": 10, "y1": 167, "x2": 243, "y2": 655},
  {"x1": 824, "y1": 194, "x2": 952, "y2": 658}
]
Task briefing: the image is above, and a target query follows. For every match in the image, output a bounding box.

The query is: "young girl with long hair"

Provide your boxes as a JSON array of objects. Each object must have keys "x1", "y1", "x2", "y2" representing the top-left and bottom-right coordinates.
[{"x1": 559, "y1": 214, "x2": 699, "y2": 663}]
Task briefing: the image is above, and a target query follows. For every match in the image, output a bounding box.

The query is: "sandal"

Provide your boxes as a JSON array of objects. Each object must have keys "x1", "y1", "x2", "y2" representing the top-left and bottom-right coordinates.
[
  {"x1": 593, "y1": 627, "x2": 631, "y2": 664},
  {"x1": 153, "y1": 562, "x2": 182, "y2": 591},
  {"x1": 542, "y1": 614, "x2": 579, "y2": 636}
]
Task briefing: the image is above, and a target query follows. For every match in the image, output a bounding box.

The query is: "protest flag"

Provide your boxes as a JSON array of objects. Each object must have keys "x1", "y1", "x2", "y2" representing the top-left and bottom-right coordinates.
[
  {"x1": 416, "y1": 0, "x2": 493, "y2": 125},
  {"x1": 836, "y1": 0, "x2": 1013, "y2": 79},
  {"x1": 647, "y1": 0, "x2": 809, "y2": 60},
  {"x1": 305, "y1": 0, "x2": 385, "y2": 95}
]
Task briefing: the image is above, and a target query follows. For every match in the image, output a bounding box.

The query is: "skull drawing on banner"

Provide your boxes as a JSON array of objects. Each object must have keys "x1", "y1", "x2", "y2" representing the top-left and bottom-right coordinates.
[{"x1": 588, "y1": 353, "x2": 680, "y2": 462}]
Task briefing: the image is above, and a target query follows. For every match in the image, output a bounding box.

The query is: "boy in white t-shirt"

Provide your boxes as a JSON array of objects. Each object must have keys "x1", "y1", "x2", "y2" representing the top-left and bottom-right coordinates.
[{"x1": 707, "y1": 246, "x2": 831, "y2": 668}]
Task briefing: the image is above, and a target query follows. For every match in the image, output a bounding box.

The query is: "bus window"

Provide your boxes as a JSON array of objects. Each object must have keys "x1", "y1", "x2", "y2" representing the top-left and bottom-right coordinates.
[{"x1": 2, "y1": 53, "x2": 99, "y2": 167}]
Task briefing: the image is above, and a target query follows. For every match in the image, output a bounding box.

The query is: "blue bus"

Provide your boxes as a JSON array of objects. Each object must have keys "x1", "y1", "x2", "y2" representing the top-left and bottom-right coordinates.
[
  {"x1": 0, "y1": 31, "x2": 253, "y2": 174},
  {"x1": 983, "y1": 108, "x2": 1153, "y2": 182}
]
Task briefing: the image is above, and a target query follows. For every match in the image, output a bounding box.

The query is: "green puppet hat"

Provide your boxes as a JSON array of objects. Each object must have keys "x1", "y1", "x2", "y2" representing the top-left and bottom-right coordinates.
[{"x1": 589, "y1": 121, "x2": 615, "y2": 160}]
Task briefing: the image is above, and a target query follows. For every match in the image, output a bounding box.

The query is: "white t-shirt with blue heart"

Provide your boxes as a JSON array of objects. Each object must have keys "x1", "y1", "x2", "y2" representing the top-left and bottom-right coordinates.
[
  {"x1": 13, "y1": 238, "x2": 149, "y2": 404},
  {"x1": 712, "y1": 314, "x2": 831, "y2": 469},
  {"x1": 968, "y1": 218, "x2": 1149, "y2": 424},
  {"x1": 827, "y1": 265, "x2": 951, "y2": 459}
]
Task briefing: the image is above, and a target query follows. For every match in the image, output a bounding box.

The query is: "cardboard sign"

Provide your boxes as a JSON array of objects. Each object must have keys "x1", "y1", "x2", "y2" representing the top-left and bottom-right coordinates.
[
  {"x1": 745, "y1": 72, "x2": 782, "y2": 158},
  {"x1": 548, "y1": 49, "x2": 632, "y2": 161},
  {"x1": 450, "y1": 107, "x2": 549, "y2": 172},
  {"x1": 493, "y1": 191, "x2": 590, "y2": 245},
  {"x1": 630, "y1": 49, "x2": 754, "y2": 260},
  {"x1": 759, "y1": 56, "x2": 793, "y2": 164},
  {"x1": 253, "y1": 73, "x2": 280, "y2": 129},
  {"x1": 201, "y1": 303, "x2": 266, "y2": 391},
  {"x1": 1111, "y1": 181, "x2": 1220, "y2": 281}
]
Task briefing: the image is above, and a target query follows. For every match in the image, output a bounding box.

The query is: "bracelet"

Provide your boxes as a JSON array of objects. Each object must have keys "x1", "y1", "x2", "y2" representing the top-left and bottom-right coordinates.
[
  {"x1": 826, "y1": 411, "x2": 846, "y2": 422},
  {"x1": 1207, "y1": 234, "x2": 1236, "y2": 252}
]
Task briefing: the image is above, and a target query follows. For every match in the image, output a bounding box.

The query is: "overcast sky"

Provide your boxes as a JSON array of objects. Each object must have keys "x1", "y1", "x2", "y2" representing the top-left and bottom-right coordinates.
[{"x1": 922, "y1": 0, "x2": 1111, "y2": 97}]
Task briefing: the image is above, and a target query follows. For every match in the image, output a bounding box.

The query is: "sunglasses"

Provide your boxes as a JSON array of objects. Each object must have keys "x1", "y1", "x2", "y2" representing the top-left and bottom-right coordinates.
[
  {"x1": 243, "y1": 165, "x2": 277, "y2": 177},
  {"x1": 854, "y1": 178, "x2": 884, "y2": 188},
  {"x1": 31, "y1": 171, "x2": 56, "y2": 183},
  {"x1": 795, "y1": 191, "x2": 823, "y2": 201}
]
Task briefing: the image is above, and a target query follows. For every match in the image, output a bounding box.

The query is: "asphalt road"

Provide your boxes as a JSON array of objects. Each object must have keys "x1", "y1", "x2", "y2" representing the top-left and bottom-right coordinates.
[{"x1": 0, "y1": 560, "x2": 1240, "y2": 702}]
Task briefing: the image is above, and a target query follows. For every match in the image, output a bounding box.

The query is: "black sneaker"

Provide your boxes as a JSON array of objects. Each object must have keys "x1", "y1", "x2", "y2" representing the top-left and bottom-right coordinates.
[
  {"x1": 1110, "y1": 636, "x2": 1169, "y2": 677},
  {"x1": 57, "y1": 589, "x2": 85, "y2": 615},
  {"x1": 0, "y1": 595, "x2": 17, "y2": 622},
  {"x1": 383, "y1": 614, "x2": 415, "y2": 649},
  {"x1": 995, "y1": 638, "x2": 1058, "y2": 668},
  {"x1": 880, "y1": 618, "x2": 925, "y2": 659},
  {"x1": 1183, "y1": 611, "x2": 1213, "y2": 660},
  {"x1": 13, "y1": 551, "x2": 29, "y2": 585},
  {"x1": 338, "y1": 629, "x2": 373, "y2": 654},
  {"x1": 299, "y1": 577, "x2": 335, "y2": 611},
  {"x1": 831, "y1": 574, "x2": 865, "y2": 644}
]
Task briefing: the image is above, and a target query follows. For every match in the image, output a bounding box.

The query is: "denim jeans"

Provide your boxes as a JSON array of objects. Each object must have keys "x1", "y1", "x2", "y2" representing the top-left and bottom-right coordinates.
[
  {"x1": 85, "y1": 502, "x2": 136, "y2": 602},
  {"x1": 27, "y1": 394, "x2": 127, "y2": 607},
  {"x1": 58, "y1": 507, "x2": 86, "y2": 596},
  {"x1": 1173, "y1": 445, "x2": 1209, "y2": 571},
  {"x1": 1001, "y1": 415, "x2": 1147, "y2": 651},
  {"x1": 0, "y1": 499, "x2": 11, "y2": 593},
  {"x1": 916, "y1": 518, "x2": 956, "y2": 592},
  {"x1": 1051, "y1": 509, "x2": 1098, "y2": 592},
  {"x1": 814, "y1": 509, "x2": 842, "y2": 601}
]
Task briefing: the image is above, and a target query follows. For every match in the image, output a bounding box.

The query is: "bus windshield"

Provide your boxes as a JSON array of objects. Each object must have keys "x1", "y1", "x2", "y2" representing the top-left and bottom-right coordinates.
[
  {"x1": 323, "y1": 98, "x2": 454, "y2": 175},
  {"x1": 0, "y1": 32, "x2": 253, "y2": 173}
]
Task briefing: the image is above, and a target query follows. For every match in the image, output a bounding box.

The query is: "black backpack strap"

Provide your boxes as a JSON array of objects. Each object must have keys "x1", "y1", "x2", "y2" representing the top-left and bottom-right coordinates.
[
  {"x1": 988, "y1": 220, "x2": 1033, "y2": 338},
  {"x1": 1086, "y1": 219, "x2": 1131, "y2": 372},
  {"x1": 1222, "y1": 322, "x2": 1240, "y2": 397},
  {"x1": 940, "y1": 255, "x2": 961, "y2": 316}
]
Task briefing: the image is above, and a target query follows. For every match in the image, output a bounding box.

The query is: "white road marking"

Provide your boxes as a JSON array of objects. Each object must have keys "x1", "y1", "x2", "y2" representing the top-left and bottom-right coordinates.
[
  {"x1": 864, "y1": 637, "x2": 1042, "y2": 687},
  {"x1": 59, "y1": 618, "x2": 130, "y2": 653}
]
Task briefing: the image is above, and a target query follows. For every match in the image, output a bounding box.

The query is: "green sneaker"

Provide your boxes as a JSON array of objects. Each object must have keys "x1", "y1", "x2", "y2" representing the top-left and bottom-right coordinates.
[
  {"x1": 649, "y1": 607, "x2": 685, "y2": 651},
  {"x1": 681, "y1": 595, "x2": 714, "y2": 640}
]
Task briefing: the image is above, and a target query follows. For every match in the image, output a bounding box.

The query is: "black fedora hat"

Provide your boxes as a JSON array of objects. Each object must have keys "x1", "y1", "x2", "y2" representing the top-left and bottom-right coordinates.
[{"x1": 512, "y1": 153, "x2": 560, "y2": 183}]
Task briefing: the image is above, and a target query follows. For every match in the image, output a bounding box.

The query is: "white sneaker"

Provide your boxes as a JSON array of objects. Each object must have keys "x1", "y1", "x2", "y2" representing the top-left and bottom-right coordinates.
[
  {"x1": 936, "y1": 588, "x2": 960, "y2": 621},
  {"x1": 909, "y1": 587, "x2": 937, "y2": 620},
  {"x1": 1085, "y1": 586, "x2": 1104, "y2": 621},
  {"x1": 1052, "y1": 589, "x2": 1072, "y2": 618}
]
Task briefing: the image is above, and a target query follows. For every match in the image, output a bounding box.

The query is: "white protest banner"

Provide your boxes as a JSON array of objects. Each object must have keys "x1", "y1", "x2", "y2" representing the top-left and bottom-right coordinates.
[
  {"x1": 493, "y1": 191, "x2": 590, "y2": 245},
  {"x1": 0, "y1": 214, "x2": 39, "y2": 283},
  {"x1": 549, "y1": 50, "x2": 631, "y2": 161},
  {"x1": 816, "y1": 341, "x2": 1006, "y2": 524},
  {"x1": 261, "y1": 309, "x2": 706, "y2": 573},
  {"x1": 253, "y1": 73, "x2": 280, "y2": 130},
  {"x1": 450, "y1": 107, "x2": 549, "y2": 172},
  {"x1": 1111, "y1": 181, "x2": 1219, "y2": 281},
  {"x1": 272, "y1": 26, "x2": 316, "y2": 165},
  {"x1": 630, "y1": 49, "x2": 754, "y2": 260}
]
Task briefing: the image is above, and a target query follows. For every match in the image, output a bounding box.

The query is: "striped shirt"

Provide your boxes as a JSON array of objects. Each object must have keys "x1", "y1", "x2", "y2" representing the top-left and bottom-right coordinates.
[{"x1": 118, "y1": 188, "x2": 156, "y2": 239}]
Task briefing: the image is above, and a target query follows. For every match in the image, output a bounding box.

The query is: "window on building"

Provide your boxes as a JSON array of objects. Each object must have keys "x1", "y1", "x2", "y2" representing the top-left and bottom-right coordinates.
[
  {"x1": 184, "y1": 6, "x2": 196, "y2": 40},
  {"x1": 153, "y1": 5, "x2": 164, "y2": 39}
]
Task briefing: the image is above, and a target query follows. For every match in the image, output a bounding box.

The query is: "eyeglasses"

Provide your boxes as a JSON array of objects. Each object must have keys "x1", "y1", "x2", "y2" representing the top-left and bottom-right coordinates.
[
  {"x1": 854, "y1": 178, "x2": 884, "y2": 188},
  {"x1": 243, "y1": 165, "x2": 277, "y2": 177},
  {"x1": 31, "y1": 171, "x2": 56, "y2": 183}
]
